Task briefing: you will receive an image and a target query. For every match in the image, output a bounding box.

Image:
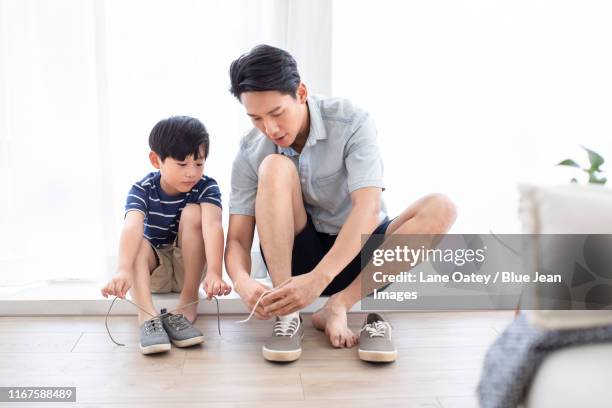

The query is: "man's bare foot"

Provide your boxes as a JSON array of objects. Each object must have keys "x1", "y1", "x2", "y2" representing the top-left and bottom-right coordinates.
[
  {"x1": 311, "y1": 299, "x2": 358, "y2": 348},
  {"x1": 176, "y1": 302, "x2": 198, "y2": 323}
]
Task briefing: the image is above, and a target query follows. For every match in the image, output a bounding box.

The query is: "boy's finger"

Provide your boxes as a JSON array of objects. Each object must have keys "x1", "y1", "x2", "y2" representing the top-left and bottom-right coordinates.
[{"x1": 120, "y1": 282, "x2": 128, "y2": 297}]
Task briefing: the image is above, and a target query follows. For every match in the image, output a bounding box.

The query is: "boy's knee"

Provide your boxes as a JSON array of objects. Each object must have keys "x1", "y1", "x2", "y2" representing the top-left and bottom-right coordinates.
[
  {"x1": 257, "y1": 154, "x2": 298, "y2": 186},
  {"x1": 180, "y1": 204, "x2": 202, "y2": 229}
]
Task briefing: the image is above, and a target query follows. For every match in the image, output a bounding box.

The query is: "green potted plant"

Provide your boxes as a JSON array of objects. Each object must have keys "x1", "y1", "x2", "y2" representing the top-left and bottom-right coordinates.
[{"x1": 557, "y1": 146, "x2": 607, "y2": 185}]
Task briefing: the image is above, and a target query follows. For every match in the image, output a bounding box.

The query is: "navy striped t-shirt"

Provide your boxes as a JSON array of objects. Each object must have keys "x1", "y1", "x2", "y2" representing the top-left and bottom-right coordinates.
[{"x1": 125, "y1": 171, "x2": 222, "y2": 247}]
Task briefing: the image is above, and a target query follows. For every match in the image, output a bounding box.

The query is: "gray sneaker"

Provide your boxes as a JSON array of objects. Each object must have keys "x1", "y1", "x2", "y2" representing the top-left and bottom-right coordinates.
[
  {"x1": 358, "y1": 313, "x2": 397, "y2": 362},
  {"x1": 160, "y1": 309, "x2": 205, "y2": 348},
  {"x1": 262, "y1": 315, "x2": 304, "y2": 362},
  {"x1": 139, "y1": 317, "x2": 171, "y2": 355}
]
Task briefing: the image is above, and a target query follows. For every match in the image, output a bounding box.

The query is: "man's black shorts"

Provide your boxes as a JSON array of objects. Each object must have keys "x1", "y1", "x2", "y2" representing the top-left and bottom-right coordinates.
[{"x1": 260, "y1": 215, "x2": 394, "y2": 296}]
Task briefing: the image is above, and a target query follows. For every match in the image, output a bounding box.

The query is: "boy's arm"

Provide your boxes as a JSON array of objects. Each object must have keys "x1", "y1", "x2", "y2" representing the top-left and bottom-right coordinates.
[
  {"x1": 101, "y1": 211, "x2": 144, "y2": 298},
  {"x1": 200, "y1": 202, "x2": 224, "y2": 278}
]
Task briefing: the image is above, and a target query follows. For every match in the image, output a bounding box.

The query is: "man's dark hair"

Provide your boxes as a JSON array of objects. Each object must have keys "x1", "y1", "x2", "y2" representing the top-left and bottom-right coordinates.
[
  {"x1": 229, "y1": 44, "x2": 301, "y2": 101},
  {"x1": 148, "y1": 116, "x2": 209, "y2": 161}
]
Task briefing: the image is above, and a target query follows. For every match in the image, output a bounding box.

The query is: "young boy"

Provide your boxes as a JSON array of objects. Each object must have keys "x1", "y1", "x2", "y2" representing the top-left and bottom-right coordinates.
[{"x1": 102, "y1": 116, "x2": 231, "y2": 355}]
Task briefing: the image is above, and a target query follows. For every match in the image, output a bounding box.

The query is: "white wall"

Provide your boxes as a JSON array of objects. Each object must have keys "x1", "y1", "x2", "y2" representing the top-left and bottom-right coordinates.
[{"x1": 332, "y1": 0, "x2": 612, "y2": 233}]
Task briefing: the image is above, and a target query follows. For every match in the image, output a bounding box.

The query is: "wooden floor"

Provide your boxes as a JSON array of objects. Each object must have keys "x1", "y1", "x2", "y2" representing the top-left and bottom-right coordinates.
[{"x1": 0, "y1": 312, "x2": 514, "y2": 407}]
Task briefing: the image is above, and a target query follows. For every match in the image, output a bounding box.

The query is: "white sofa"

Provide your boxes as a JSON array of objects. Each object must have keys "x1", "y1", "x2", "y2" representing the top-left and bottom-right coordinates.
[{"x1": 518, "y1": 184, "x2": 612, "y2": 408}]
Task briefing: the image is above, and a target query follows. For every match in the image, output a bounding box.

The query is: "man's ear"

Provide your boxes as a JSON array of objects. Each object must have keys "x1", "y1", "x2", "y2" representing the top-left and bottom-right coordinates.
[
  {"x1": 149, "y1": 151, "x2": 161, "y2": 169},
  {"x1": 296, "y1": 82, "x2": 308, "y2": 104}
]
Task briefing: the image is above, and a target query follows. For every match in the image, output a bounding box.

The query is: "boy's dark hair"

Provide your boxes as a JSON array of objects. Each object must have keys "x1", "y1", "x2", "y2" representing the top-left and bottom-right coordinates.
[
  {"x1": 148, "y1": 116, "x2": 209, "y2": 161},
  {"x1": 229, "y1": 44, "x2": 301, "y2": 101}
]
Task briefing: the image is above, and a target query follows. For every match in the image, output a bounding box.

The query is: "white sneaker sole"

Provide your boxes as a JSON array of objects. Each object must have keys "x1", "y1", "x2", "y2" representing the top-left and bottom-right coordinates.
[
  {"x1": 171, "y1": 336, "x2": 205, "y2": 348},
  {"x1": 262, "y1": 346, "x2": 302, "y2": 362},
  {"x1": 139, "y1": 342, "x2": 171, "y2": 355},
  {"x1": 358, "y1": 349, "x2": 398, "y2": 362}
]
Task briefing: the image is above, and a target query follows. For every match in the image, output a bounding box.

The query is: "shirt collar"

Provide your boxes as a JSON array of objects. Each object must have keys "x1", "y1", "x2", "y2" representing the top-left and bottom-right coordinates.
[{"x1": 276, "y1": 96, "x2": 327, "y2": 156}]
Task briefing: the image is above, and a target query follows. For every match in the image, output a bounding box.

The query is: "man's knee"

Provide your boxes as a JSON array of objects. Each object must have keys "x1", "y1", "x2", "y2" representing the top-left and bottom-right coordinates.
[
  {"x1": 257, "y1": 154, "x2": 298, "y2": 187},
  {"x1": 421, "y1": 193, "x2": 457, "y2": 233}
]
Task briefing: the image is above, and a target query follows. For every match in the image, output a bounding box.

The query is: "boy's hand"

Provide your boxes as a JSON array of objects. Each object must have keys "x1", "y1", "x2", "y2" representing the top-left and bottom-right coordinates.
[
  {"x1": 203, "y1": 274, "x2": 232, "y2": 300},
  {"x1": 233, "y1": 276, "x2": 271, "y2": 320},
  {"x1": 101, "y1": 270, "x2": 132, "y2": 299}
]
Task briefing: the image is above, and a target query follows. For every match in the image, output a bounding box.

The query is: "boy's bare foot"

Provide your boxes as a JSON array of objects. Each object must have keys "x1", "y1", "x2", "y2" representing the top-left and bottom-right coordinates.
[
  {"x1": 176, "y1": 302, "x2": 198, "y2": 323},
  {"x1": 311, "y1": 299, "x2": 358, "y2": 348}
]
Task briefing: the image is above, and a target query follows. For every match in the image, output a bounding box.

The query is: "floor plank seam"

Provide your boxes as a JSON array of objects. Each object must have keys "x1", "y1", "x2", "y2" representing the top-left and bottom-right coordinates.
[
  {"x1": 70, "y1": 332, "x2": 84, "y2": 352},
  {"x1": 298, "y1": 372, "x2": 306, "y2": 400}
]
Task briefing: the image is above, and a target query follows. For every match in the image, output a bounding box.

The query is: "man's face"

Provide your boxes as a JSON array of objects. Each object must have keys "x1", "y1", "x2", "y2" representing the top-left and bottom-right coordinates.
[
  {"x1": 149, "y1": 147, "x2": 205, "y2": 195},
  {"x1": 241, "y1": 87, "x2": 307, "y2": 148}
]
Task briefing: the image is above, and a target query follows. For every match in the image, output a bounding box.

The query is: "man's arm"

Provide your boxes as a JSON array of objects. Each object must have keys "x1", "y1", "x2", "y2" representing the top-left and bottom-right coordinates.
[
  {"x1": 313, "y1": 187, "x2": 382, "y2": 282},
  {"x1": 101, "y1": 211, "x2": 145, "y2": 298},
  {"x1": 225, "y1": 214, "x2": 271, "y2": 319}
]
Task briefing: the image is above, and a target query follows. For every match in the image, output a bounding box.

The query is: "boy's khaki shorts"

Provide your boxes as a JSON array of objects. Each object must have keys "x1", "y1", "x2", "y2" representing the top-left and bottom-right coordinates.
[{"x1": 149, "y1": 242, "x2": 206, "y2": 294}]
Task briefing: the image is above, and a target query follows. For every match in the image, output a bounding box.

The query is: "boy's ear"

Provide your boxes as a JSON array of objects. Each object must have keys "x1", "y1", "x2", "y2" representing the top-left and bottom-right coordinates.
[{"x1": 149, "y1": 151, "x2": 161, "y2": 169}]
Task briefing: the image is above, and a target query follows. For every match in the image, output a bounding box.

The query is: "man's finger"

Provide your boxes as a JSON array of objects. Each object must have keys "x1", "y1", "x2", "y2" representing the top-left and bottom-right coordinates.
[
  {"x1": 273, "y1": 303, "x2": 300, "y2": 317},
  {"x1": 264, "y1": 295, "x2": 293, "y2": 315},
  {"x1": 255, "y1": 311, "x2": 269, "y2": 320},
  {"x1": 261, "y1": 286, "x2": 291, "y2": 306}
]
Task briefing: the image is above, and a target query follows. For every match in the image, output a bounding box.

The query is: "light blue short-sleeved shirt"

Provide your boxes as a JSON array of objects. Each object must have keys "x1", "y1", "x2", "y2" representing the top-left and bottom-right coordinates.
[{"x1": 229, "y1": 95, "x2": 388, "y2": 234}]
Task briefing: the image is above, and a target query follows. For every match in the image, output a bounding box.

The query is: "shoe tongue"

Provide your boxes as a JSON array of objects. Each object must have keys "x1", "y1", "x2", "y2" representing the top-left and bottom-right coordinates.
[
  {"x1": 367, "y1": 313, "x2": 384, "y2": 325},
  {"x1": 278, "y1": 312, "x2": 299, "y2": 322}
]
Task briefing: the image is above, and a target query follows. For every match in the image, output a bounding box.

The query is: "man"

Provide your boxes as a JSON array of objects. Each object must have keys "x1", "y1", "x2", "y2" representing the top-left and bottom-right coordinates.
[{"x1": 224, "y1": 44, "x2": 456, "y2": 362}]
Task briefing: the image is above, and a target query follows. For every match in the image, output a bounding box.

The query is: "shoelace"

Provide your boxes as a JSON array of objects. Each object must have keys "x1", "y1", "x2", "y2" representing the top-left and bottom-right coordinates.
[
  {"x1": 143, "y1": 317, "x2": 164, "y2": 334},
  {"x1": 235, "y1": 288, "x2": 273, "y2": 324},
  {"x1": 360, "y1": 320, "x2": 389, "y2": 338},
  {"x1": 273, "y1": 317, "x2": 300, "y2": 337},
  {"x1": 236, "y1": 288, "x2": 299, "y2": 337},
  {"x1": 104, "y1": 296, "x2": 221, "y2": 346},
  {"x1": 164, "y1": 313, "x2": 191, "y2": 331}
]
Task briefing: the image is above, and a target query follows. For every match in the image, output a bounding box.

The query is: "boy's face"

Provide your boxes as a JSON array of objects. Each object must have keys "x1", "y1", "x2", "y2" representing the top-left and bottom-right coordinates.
[
  {"x1": 149, "y1": 147, "x2": 205, "y2": 196},
  {"x1": 241, "y1": 83, "x2": 308, "y2": 148}
]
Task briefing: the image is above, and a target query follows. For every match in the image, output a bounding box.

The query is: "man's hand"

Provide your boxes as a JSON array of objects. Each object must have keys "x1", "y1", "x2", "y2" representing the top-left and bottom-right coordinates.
[
  {"x1": 203, "y1": 274, "x2": 232, "y2": 300},
  {"x1": 234, "y1": 276, "x2": 271, "y2": 320},
  {"x1": 101, "y1": 270, "x2": 132, "y2": 299},
  {"x1": 260, "y1": 272, "x2": 328, "y2": 316}
]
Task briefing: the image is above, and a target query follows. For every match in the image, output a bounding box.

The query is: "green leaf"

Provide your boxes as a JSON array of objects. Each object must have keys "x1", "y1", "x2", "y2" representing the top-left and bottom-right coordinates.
[
  {"x1": 581, "y1": 145, "x2": 605, "y2": 172},
  {"x1": 588, "y1": 172, "x2": 607, "y2": 185},
  {"x1": 557, "y1": 159, "x2": 581, "y2": 168}
]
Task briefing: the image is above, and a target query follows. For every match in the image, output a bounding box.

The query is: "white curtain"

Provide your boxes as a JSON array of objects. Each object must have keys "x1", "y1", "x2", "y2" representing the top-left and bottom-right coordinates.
[
  {"x1": 332, "y1": 0, "x2": 612, "y2": 233},
  {"x1": 0, "y1": 0, "x2": 331, "y2": 286}
]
